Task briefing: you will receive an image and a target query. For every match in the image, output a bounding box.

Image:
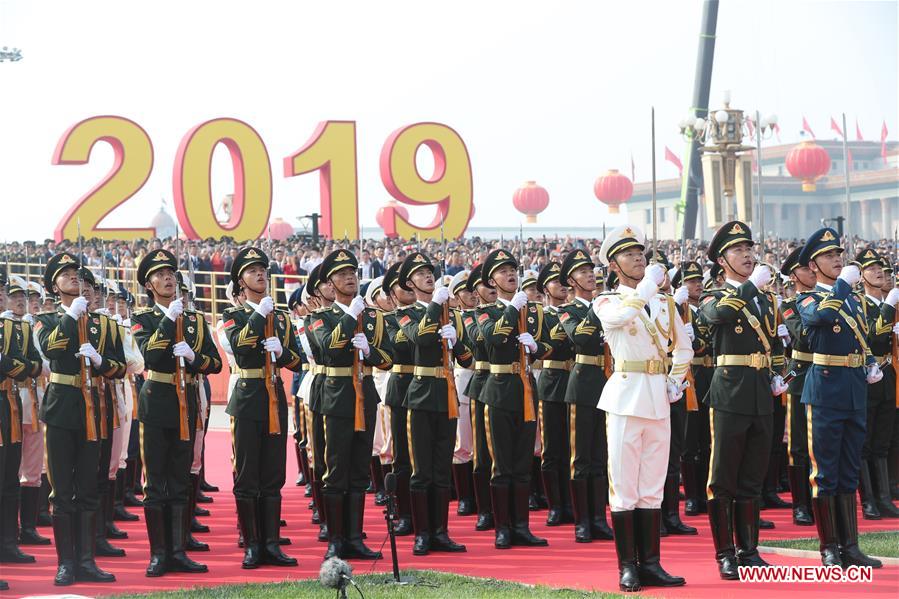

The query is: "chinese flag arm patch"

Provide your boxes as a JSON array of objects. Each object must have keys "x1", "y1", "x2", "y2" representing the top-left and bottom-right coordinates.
[
  {"x1": 34, "y1": 320, "x2": 43, "y2": 332},
  {"x1": 131, "y1": 322, "x2": 143, "y2": 332},
  {"x1": 701, "y1": 295, "x2": 716, "y2": 306},
  {"x1": 464, "y1": 316, "x2": 474, "y2": 327},
  {"x1": 477, "y1": 313, "x2": 490, "y2": 324},
  {"x1": 223, "y1": 319, "x2": 235, "y2": 329},
  {"x1": 399, "y1": 315, "x2": 412, "y2": 327},
  {"x1": 801, "y1": 296, "x2": 816, "y2": 307},
  {"x1": 310, "y1": 319, "x2": 324, "y2": 331},
  {"x1": 783, "y1": 308, "x2": 795, "y2": 319},
  {"x1": 559, "y1": 312, "x2": 570, "y2": 322}
]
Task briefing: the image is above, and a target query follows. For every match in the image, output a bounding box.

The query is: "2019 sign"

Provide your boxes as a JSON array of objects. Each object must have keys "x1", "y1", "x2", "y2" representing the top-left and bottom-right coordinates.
[{"x1": 52, "y1": 116, "x2": 474, "y2": 242}]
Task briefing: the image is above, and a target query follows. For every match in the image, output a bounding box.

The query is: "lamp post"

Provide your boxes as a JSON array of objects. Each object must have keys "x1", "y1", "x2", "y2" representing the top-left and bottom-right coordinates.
[{"x1": 678, "y1": 92, "x2": 776, "y2": 231}]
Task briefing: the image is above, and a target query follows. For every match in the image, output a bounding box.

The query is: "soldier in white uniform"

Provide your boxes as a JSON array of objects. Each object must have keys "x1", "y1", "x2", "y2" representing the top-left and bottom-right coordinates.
[
  {"x1": 594, "y1": 225, "x2": 692, "y2": 592},
  {"x1": 449, "y1": 270, "x2": 476, "y2": 515},
  {"x1": 366, "y1": 277, "x2": 391, "y2": 506},
  {"x1": 113, "y1": 286, "x2": 143, "y2": 524}
]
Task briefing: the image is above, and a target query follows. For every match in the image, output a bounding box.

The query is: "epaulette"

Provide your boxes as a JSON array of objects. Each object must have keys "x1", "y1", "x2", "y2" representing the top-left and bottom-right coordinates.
[
  {"x1": 596, "y1": 292, "x2": 619, "y2": 297},
  {"x1": 221, "y1": 305, "x2": 243, "y2": 315},
  {"x1": 132, "y1": 307, "x2": 154, "y2": 315},
  {"x1": 36, "y1": 309, "x2": 58, "y2": 316}
]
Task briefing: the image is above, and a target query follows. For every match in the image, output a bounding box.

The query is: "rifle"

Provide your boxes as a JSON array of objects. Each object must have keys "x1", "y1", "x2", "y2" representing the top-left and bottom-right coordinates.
[
  {"x1": 440, "y1": 217, "x2": 459, "y2": 419},
  {"x1": 517, "y1": 225, "x2": 535, "y2": 422},
  {"x1": 679, "y1": 302, "x2": 699, "y2": 411},
  {"x1": 352, "y1": 289, "x2": 366, "y2": 432},
  {"x1": 23, "y1": 244, "x2": 39, "y2": 432},
  {"x1": 76, "y1": 220, "x2": 98, "y2": 441},
  {"x1": 893, "y1": 308, "x2": 899, "y2": 408},
  {"x1": 173, "y1": 228, "x2": 189, "y2": 441}
]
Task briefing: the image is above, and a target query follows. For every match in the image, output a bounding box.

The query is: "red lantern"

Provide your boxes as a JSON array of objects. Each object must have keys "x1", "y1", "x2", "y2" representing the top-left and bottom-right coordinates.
[
  {"x1": 786, "y1": 140, "x2": 831, "y2": 192},
  {"x1": 266, "y1": 217, "x2": 294, "y2": 240},
  {"x1": 512, "y1": 181, "x2": 549, "y2": 223},
  {"x1": 593, "y1": 169, "x2": 633, "y2": 214},
  {"x1": 376, "y1": 200, "x2": 410, "y2": 238}
]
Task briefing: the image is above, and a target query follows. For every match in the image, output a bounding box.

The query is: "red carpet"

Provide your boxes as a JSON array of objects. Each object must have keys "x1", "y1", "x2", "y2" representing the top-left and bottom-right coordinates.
[{"x1": 4, "y1": 430, "x2": 897, "y2": 598}]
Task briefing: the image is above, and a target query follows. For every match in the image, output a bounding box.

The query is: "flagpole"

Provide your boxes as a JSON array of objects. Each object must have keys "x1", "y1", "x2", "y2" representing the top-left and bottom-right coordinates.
[
  {"x1": 841, "y1": 113, "x2": 851, "y2": 253},
  {"x1": 651, "y1": 106, "x2": 658, "y2": 259},
  {"x1": 755, "y1": 110, "x2": 765, "y2": 251}
]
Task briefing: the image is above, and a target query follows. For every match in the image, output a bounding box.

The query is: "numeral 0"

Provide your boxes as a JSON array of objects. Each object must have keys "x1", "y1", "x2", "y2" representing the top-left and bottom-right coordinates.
[{"x1": 53, "y1": 117, "x2": 473, "y2": 242}]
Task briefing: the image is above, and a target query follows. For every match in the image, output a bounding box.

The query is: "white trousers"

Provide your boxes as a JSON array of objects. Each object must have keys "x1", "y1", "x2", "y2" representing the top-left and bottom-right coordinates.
[
  {"x1": 191, "y1": 381, "x2": 209, "y2": 474},
  {"x1": 108, "y1": 386, "x2": 128, "y2": 479},
  {"x1": 606, "y1": 412, "x2": 670, "y2": 512},
  {"x1": 453, "y1": 368, "x2": 474, "y2": 464},
  {"x1": 19, "y1": 426, "x2": 44, "y2": 486}
]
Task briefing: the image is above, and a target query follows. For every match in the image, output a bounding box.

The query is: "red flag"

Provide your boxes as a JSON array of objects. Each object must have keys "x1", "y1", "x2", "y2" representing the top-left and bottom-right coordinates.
[
  {"x1": 746, "y1": 118, "x2": 755, "y2": 138},
  {"x1": 802, "y1": 116, "x2": 816, "y2": 139},
  {"x1": 664, "y1": 146, "x2": 683, "y2": 176},
  {"x1": 882, "y1": 121, "x2": 889, "y2": 163},
  {"x1": 855, "y1": 120, "x2": 864, "y2": 141},
  {"x1": 830, "y1": 117, "x2": 844, "y2": 138}
]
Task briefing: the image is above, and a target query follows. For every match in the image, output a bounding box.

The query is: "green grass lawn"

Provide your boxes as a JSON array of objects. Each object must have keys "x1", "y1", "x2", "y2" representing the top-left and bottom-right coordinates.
[
  {"x1": 119, "y1": 570, "x2": 626, "y2": 598},
  {"x1": 763, "y1": 531, "x2": 899, "y2": 557}
]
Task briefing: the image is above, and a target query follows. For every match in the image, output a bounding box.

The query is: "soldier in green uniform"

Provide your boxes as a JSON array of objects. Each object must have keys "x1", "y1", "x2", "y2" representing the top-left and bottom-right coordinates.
[
  {"x1": 855, "y1": 248, "x2": 899, "y2": 518},
  {"x1": 778, "y1": 246, "x2": 816, "y2": 526},
  {"x1": 222, "y1": 247, "x2": 302, "y2": 568},
  {"x1": 381, "y1": 260, "x2": 420, "y2": 536},
  {"x1": 476, "y1": 249, "x2": 552, "y2": 549},
  {"x1": 131, "y1": 249, "x2": 222, "y2": 576},
  {"x1": 0, "y1": 270, "x2": 12, "y2": 590},
  {"x1": 556, "y1": 249, "x2": 614, "y2": 542},
  {"x1": 310, "y1": 249, "x2": 392, "y2": 561},
  {"x1": 464, "y1": 263, "x2": 495, "y2": 531},
  {"x1": 37, "y1": 252, "x2": 123, "y2": 585},
  {"x1": 534, "y1": 261, "x2": 575, "y2": 527},
  {"x1": 673, "y1": 262, "x2": 713, "y2": 518},
  {"x1": 700, "y1": 221, "x2": 786, "y2": 580},
  {"x1": 397, "y1": 252, "x2": 472, "y2": 555}
]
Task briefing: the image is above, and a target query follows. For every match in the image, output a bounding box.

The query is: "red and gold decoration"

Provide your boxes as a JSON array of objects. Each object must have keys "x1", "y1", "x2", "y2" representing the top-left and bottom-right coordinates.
[
  {"x1": 512, "y1": 181, "x2": 549, "y2": 223},
  {"x1": 593, "y1": 169, "x2": 633, "y2": 214},
  {"x1": 786, "y1": 140, "x2": 831, "y2": 192}
]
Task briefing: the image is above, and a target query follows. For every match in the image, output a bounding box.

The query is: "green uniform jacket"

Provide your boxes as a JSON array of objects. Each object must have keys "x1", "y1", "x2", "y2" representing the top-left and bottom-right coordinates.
[
  {"x1": 400, "y1": 301, "x2": 473, "y2": 413},
  {"x1": 309, "y1": 305, "x2": 393, "y2": 419},
  {"x1": 537, "y1": 305, "x2": 574, "y2": 404},
  {"x1": 699, "y1": 282, "x2": 783, "y2": 416},
  {"x1": 476, "y1": 300, "x2": 552, "y2": 412},
  {"x1": 223, "y1": 306, "x2": 301, "y2": 422},
  {"x1": 384, "y1": 304, "x2": 422, "y2": 409},
  {"x1": 781, "y1": 296, "x2": 811, "y2": 395},
  {"x1": 462, "y1": 307, "x2": 489, "y2": 401},
  {"x1": 558, "y1": 299, "x2": 606, "y2": 407},
  {"x1": 304, "y1": 309, "x2": 326, "y2": 413},
  {"x1": 36, "y1": 308, "x2": 124, "y2": 431},
  {"x1": 133, "y1": 306, "x2": 222, "y2": 428},
  {"x1": 0, "y1": 319, "x2": 41, "y2": 435}
]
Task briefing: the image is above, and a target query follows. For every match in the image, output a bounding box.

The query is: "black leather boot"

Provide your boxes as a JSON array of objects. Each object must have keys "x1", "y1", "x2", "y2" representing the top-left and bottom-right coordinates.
[
  {"x1": 322, "y1": 493, "x2": 345, "y2": 560},
  {"x1": 859, "y1": 460, "x2": 881, "y2": 520},
  {"x1": 295, "y1": 442, "x2": 306, "y2": 486},
  {"x1": 144, "y1": 505, "x2": 168, "y2": 576},
  {"x1": 236, "y1": 497, "x2": 262, "y2": 569},
  {"x1": 430, "y1": 487, "x2": 466, "y2": 552},
  {"x1": 889, "y1": 448, "x2": 899, "y2": 500},
  {"x1": 0, "y1": 494, "x2": 35, "y2": 562},
  {"x1": 410, "y1": 488, "x2": 431, "y2": 555},
  {"x1": 682, "y1": 459, "x2": 701, "y2": 516},
  {"x1": 633, "y1": 508, "x2": 685, "y2": 587},
  {"x1": 75, "y1": 510, "x2": 116, "y2": 582},
  {"x1": 529, "y1": 457, "x2": 547, "y2": 509},
  {"x1": 707, "y1": 498, "x2": 738, "y2": 580},
  {"x1": 611, "y1": 510, "x2": 641, "y2": 592},
  {"x1": 123, "y1": 459, "x2": 142, "y2": 507},
  {"x1": 542, "y1": 468, "x2": 563, "y2": 526},
  {"x1": 588, "y1": 476, "x2": 614, "y2": 539},
  {"x1": 453, "y1": 462, "x2": 476, "y2": 516},
  {"x1": 733, "y1": 498, "x2": 769, "y2": 567},
  {"x1": 811, "y1": 495, "x2": 842, "y2": 567},
  {"x1": 114, "y1": 469, "x2": 139, "y2": 521},
  {"x1": 873, "y1": 458, "x2": 899, "y2": 518},
  {"x1": 185, "y1": 476, "x2": 209, "y2": 552},
  {"x1": 570, "y1": 478, "x2": 591, "y2": 542},
  {"x1": 53, "y1": 512, "x2": 77, "y2": 586},
  {"x1": 199, "y1": 463, "x2": 218, "y2": 493},
  {"x1": 94, "y1": 491, "x2": 125, "y2": 557},
  {"x1": 762, "y1": 453, "x2": 791, "y2": 509},
  {"x1": 167, "y1": 503, "x2": 208, "y2": 572},
  {"x1": 18, "y1": 486, "x2": 51, "y2": 545},
  {"x1": 836, "y1": 494, "x2": 882, "y2": 568},
  {"x1": 104, "y1": 484, "x2": 128, "y2": 539},
  {"x1": 394, "y1": 471, "x2": 413, "y2": 536},
  {"x1": 510, "y1": 482, "x2": 548, "y2": 546},
  {"x1": 788, "y1": 465, "x2": 814, "y2": 525},
  {"x1": 343, "y1": 491, "x2": 381, "y2": 559},
  {"x1": 261, "y1": 496, "x2": 297, "y2": 566},
  {"x1": 371, "y1": 457, "x2": 387, "y2": 507},
  {"x1": 38, "y1": 474, "x2": 53, "y2": 525},
  {"x1": 490, "y1": 484, "x2": 512, "y2": 549},
  {"x1": 311, "y1": 479, "x2": 324, "y2": 526},
  {"x1": 661, "y1": 474, "x2": 696, "y2": 535},
  {"x1": 473, "y1": 469, "x2": 494, "y2": 531}
]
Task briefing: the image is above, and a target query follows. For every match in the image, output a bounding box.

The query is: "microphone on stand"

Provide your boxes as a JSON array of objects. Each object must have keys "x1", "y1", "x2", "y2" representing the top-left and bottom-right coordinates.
[
  {"x1": 383, "y1": 472, "x2": 415, "y2": 585},
  {"x1": 319, "y1": 557, "x2": 359, "y2": 598}
]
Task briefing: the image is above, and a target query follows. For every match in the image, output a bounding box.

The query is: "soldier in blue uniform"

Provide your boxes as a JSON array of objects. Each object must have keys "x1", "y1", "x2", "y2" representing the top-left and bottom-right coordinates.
[{"x1": 796, "y1": 228, "x2": 882, "y2": 568}]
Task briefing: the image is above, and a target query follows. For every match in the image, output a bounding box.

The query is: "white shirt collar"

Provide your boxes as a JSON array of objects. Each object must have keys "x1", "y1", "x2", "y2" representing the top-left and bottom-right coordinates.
[
  {"x1": 817, "y1": 282, "x2": 833, "y2": 292},
  {"x1": 617, "y1": 283, "x2": 636, "y2": 294},
  {"x1": 245, "y1": 299, "x2": 259, "y2": 311},
  {"x1": 498, "y1": 297, "x2": 511, "y2": 307},
  {"x1": 333, "y1": 300, "x2": 350, "y2": 313},
  {"x1": 725, "y1": 278, "x2": 747, "y2": 289},
  {"x1": 574, "y1": 296, "x2": 591, "y2": 307},
  {"x1": 417, "y1": 300, "x2": 430, "y2": 308},
  {"x1": 866, "y1": 293, "x2": 882, "y2": 305}
]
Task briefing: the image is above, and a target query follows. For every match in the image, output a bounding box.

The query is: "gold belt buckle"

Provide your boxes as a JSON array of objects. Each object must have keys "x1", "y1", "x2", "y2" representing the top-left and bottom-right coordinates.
[
  {"x1": 848, "y1": 354, "x2": 863, "y2": 368},
  {"x1": 749, "y1": 353, "x2": 765, "y2": 369},
  {"x1": 647, "y1": 360, "x2": 663, "y2": 375}
]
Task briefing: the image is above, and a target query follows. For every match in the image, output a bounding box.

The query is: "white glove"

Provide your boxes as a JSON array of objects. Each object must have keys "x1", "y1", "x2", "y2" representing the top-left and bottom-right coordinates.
[
  {"x1": 352, "y1": 332, "x2": 370, "y2": 357},
  {"x1": 65, "y1": 296, "x2": 88, "y2": 320},
  {"x1": 172, "y1": 341, "x2": 196, "y2": 363},
  {"x1": 23, "y1": 314, "x2": 34, "y2": 325},
  {"x1": 78, "y1": 342, "x2": 102, "y2": 367},
  {"x1": 432, "y1": 286, "x2": 450, "y2": 306},
  {"x1": 517, "y1": 332, "x2": 538, "y2": 353},
  {"x1": 771, "y1": 374, "x2": 788, "y2": 396},
  {"x1": 683, "y1": 322, "x2": 695, "y2": 341},
  {"x1": 164, "y1": 298, "x2": 184, "y2": 321},
  {"x1": 510, "y1": 291, "x2": 528, "y2": 311},
  {"x1": 263, "y1": 336, "x2": 283, "y2": 358},
  {"x1": 41, "y1": 359, "x2": 50, "y2": 378},
  {"x1": 254, "y1": 296, "x2": 274, "y2": 318},
  {"x1": 0, "y1": 310, "x2": 13, "y2": 320},
  {"x1": 666, "y1": 378, "x2": 685, "y2": 403},
  {"x1": 636, "y1": 266, "x2": 664, "y2": 302},
  {"x1": 348, "y1": 296, "x2": 366, "y2": 319},
  {"x1": 644, "y1": 263, "x2": 666, "y2": 286},
  {"x1": 673, "y1": 286, "x2": 689, "y2": 306},
  {"x1": 885, "y1": 288, "x2": 899, "y2": 307},
  {"x1": 893, "y1": 322, "x2": 899, "y2": 338},
  {"x1": 749, "y1": 265, "x2": 772, "y2": 290},
  {"x1": 867, "y1": 363, "x2": 883, "y2": 384},
  {"x1": 439, "y1": 324, "x2": 457, "y2": 346},
  {"x1": 111, "y1": 313, "x2": 123, "y2": 324},
  {"x1": 838, "y1": 264, "x2": 861, "y2": 286},
  {"x1": 96, "y1": 307, "x2": 110, "y2": 316},
  {"x1": 777, "y1": 323, "x2": 791, "y2": 345}
]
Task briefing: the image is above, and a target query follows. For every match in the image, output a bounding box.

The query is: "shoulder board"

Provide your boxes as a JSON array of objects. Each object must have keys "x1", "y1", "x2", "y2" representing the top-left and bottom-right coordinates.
[
  {"x1": 36, "y1": 309, "x2": 58, "y2": 316},
  {"x1": 597, "y1": 292, "x2": 619, "y2": 296},
  {"x1": 221, "y1": 306, "x2": 242, "y2": 315},
  {"x1": 332, "y1": 307, "x2": 342, "y2": 314},
  {"x1": 132, "y1": 307, "x2": 154, "y2": 315}
]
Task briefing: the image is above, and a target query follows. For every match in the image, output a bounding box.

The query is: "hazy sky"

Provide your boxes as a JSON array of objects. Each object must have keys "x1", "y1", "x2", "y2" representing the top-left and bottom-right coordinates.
[{"x1": 0, "y1": 0, "x2": 896, "y2": 241}]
